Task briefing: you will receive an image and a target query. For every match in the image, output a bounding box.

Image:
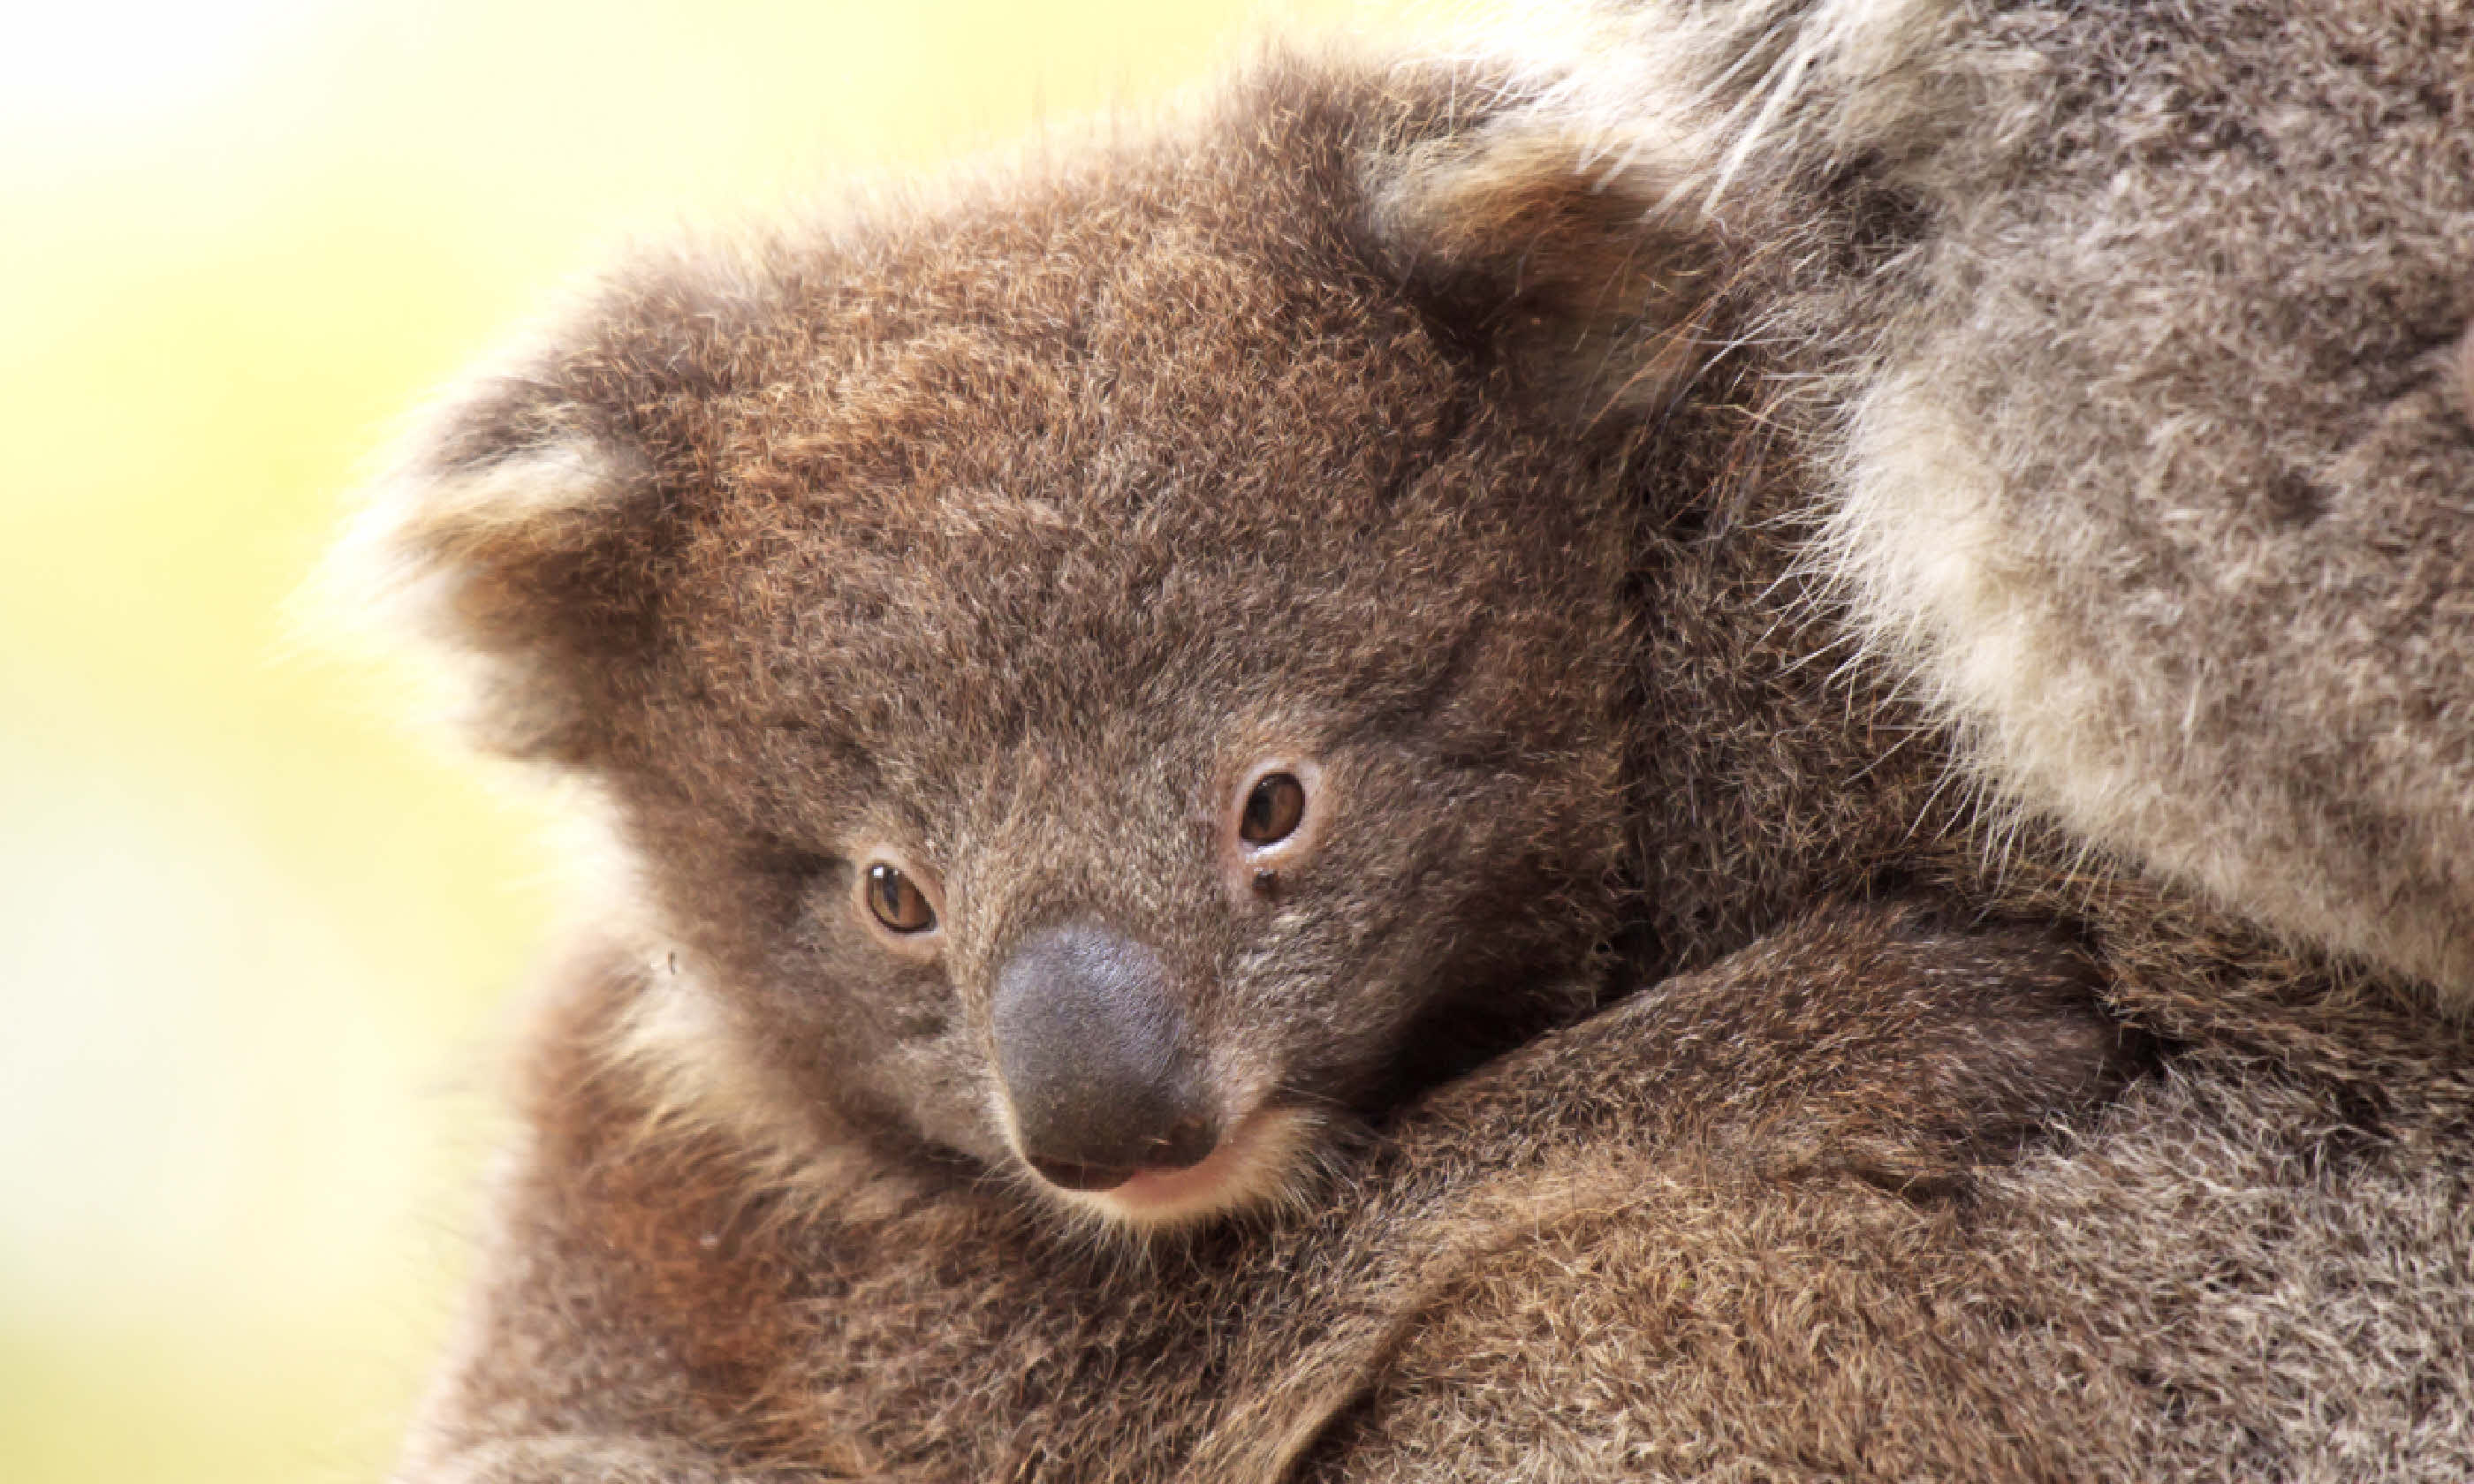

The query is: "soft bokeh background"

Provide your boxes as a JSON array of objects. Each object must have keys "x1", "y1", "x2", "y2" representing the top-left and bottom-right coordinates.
[{"x1": 0, "y1": 4, "x2": 1415, "y2": 1479}]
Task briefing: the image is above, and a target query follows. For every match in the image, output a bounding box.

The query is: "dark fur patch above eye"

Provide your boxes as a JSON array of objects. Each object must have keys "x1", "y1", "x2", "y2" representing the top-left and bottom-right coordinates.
[{"x1": 748, "y1": 840, "x2": 839, "y2": 882}]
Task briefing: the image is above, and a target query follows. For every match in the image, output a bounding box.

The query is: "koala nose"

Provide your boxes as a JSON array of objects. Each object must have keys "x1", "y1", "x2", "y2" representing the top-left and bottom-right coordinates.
[{"x1": 991, "y1": 923, "x2": 1218, "y2": 1191}]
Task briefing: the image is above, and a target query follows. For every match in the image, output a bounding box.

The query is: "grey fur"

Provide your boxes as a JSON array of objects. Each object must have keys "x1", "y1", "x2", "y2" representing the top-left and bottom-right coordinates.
[{"x1": 1530, "y1": 0, "x2": 2474, "y2": 1004}]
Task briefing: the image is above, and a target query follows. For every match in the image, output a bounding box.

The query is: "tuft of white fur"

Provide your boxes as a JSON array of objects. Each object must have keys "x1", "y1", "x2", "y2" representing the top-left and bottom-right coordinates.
[
  {"x1": 1477, "y1": 0, "x2": 1969, "y2": 209},
  {"x1": 1824, "y1": 372, "x2": 2152, "y2": 841},
  {"x1": 1825, "y1": 367, "x2": 2472, "y2": 1003},
  {"x1": 602, "y1": 949, "x2": 934, "y2": 1228},
  {"x1": 314, "y1": 437, "x2": 625, "y2": 727}
]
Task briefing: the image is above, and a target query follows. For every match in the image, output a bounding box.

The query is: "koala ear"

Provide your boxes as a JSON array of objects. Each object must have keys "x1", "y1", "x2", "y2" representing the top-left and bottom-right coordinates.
[
  {"x1": 1366, "y1": 118, "x2": 1727, "y2": 421},
  {"x1": 329, "y1": 360, "x2": 663, "y2": 766}
]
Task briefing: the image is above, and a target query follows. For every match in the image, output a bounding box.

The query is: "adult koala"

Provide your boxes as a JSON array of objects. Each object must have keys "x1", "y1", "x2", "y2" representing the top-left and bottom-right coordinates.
[
  {"x1": 1303, "y1": 0, "x2": 2474, "y2": 1473},
  {"x1": 366, "y1": 1, "x2": 2474, "y2": 1480},
  {"x1": 1542, "y1": 0, "x2": 2474, "y2": 1003}
]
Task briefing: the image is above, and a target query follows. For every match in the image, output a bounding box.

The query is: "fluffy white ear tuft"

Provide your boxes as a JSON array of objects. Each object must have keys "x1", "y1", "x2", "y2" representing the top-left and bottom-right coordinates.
[{"x1": 317, "y1": 373, "x2": 656, "y2": 764}]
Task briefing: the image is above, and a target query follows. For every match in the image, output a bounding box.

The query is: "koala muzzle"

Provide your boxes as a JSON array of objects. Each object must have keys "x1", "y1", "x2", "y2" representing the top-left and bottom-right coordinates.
[{"x1": 992, "y1": 923, "x2": 1218, "y2": 1192}]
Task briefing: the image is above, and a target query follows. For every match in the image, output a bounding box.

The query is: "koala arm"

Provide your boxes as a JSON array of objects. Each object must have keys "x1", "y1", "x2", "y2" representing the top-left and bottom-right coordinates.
[
  {"x1": 1199, "y1": 898, "x2": 2144, "y2": 1480},
  {"x1": 1226, "y1": 899, "x2": 2147, "y2": 1483},
  {"x1": 1407, "y1": 897, "x2": 2138, "y2": 1191}
]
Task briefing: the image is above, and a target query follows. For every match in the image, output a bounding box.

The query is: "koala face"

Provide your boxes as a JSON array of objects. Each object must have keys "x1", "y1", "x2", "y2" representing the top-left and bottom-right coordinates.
[
  {"x1": 353, "y1": 57, "x2": 1709, "y2": 1228},
  {"x1": 632, "y1": 536, "x2": 1625, "y2": 1226},
  {"x1": 601, "y1": 234, "x2": 1637, "y2": 1225}
]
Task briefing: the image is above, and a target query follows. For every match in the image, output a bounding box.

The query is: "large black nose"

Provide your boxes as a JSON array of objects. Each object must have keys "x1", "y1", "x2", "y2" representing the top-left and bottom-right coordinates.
[{"x1": 992, "y1": 923, "x2": 1218, "y2": 1191}]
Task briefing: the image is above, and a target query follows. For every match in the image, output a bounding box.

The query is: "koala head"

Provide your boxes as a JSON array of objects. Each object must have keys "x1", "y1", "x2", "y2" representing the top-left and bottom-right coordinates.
[{"x1": 346, "y1": 53, "x2": 1719, "y2": 1229}]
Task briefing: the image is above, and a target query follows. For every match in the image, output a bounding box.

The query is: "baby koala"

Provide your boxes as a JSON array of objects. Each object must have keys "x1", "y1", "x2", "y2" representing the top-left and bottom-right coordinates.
[
  {"x1": 357, "y1": 51, "x2": 1660, "y2": 1230},
  {"x1": 352, "y1": 21, "x2": 2138, "y2": 1246}
]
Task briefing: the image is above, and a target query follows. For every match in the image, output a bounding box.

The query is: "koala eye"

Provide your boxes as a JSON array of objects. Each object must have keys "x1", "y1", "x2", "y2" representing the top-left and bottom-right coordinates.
[
  {"x1": 864, "y1": 862, "x2": 937, "y2": 934},
  {"x1": 1240, "y1": 772, "x2": 1307, "y2": 844}
]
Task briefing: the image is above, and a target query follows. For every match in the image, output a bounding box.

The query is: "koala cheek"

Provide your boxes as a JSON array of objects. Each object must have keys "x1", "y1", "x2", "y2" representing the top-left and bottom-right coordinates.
[{"x1": 874, "y1": 1025, "x2": 1013, "y2": 1169}]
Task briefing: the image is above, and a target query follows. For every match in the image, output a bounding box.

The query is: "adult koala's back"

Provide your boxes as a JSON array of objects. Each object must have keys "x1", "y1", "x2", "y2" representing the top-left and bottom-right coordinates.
[
  {"x1": 1545, "y1": 0, "x2": 2474, "y2": 1002},
  {"x1": 1293, "y1": 0, "x2": 2474, "y2": 1473}
]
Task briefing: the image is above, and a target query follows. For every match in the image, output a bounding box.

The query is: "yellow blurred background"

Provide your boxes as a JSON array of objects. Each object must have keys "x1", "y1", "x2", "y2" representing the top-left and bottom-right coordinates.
[{"x1": 0, "y1": 3, "x2": 1416, "y2": 1479}]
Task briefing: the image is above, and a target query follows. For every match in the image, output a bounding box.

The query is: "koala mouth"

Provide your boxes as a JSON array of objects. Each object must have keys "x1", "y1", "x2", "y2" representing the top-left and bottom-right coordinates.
[{"x1": 1045, "y1": 1104, "x2": 1312, "y2": 1228}]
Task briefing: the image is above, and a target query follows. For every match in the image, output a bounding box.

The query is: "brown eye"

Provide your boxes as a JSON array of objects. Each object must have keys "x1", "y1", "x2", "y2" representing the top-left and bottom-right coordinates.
[
  {"x1": 1240, "y1": 772, "x2": 1307, "y2": 844},
  {"x1": 865, "y1": 862, "x2": 936, "y2": 933}
]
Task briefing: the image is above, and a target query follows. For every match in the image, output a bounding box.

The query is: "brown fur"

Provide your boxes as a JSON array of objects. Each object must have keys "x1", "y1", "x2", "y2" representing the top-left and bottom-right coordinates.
[
  {"x1": 355, "y1": 63, "x2": 1651, "y2": 1212},
  {"x1": 346, "y1": 6, "x2": 2474, "y2": 1480}
]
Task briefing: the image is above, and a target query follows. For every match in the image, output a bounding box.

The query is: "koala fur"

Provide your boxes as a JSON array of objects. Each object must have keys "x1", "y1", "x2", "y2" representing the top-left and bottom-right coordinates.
[
  {"x1": 354, "y1": 2, "x2": 2474, "y2": 1479},
  {"x1": 362, "y1": 59, "x2": 1655, "y2": 1226},
  {"x1": 1527, "y1": 0, "x2": 2474, "y2": 1005}
]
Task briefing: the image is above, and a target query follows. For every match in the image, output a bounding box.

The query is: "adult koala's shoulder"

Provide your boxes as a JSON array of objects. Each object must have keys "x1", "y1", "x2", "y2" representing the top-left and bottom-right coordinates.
[{"x1": 1534, "y1": 0, "x2": 2474, "y2": 1003}]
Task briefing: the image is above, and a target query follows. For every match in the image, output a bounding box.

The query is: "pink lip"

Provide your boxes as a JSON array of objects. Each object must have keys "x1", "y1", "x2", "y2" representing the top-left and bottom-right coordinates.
[{"x1": 1097, "y1": 1107, "x2": 1272, "y2": 1214}]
